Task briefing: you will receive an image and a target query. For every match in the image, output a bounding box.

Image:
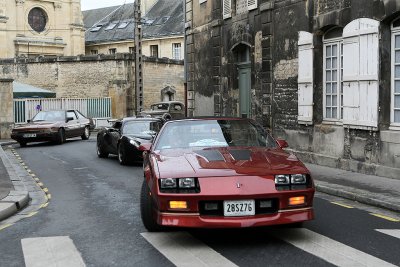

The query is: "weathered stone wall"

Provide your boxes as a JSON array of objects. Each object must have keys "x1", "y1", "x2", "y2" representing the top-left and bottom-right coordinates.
[
  {"x1": 0, "y1": 54, "x2": 184, "y2": 119},
  {"x1": 0, "y1": 79, "x2": 13, "y2": 139}
]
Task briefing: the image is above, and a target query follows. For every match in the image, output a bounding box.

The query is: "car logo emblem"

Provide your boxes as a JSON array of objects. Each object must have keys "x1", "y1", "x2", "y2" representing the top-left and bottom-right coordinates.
[{"x1": 237, "y1": 183, "x2": 241, "y2": 188}]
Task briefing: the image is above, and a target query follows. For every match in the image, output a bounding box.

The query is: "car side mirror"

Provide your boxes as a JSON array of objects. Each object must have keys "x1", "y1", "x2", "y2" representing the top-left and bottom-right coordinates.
[
  {"x1": 66, "y1": 117, "x2": 74, "y2": 122},
  {"x1": 138, "y1": 143, "x2": 152, "y2": 152},
  {"x1": 276, "y1": 139, "x2": 289, "y2": 149}
]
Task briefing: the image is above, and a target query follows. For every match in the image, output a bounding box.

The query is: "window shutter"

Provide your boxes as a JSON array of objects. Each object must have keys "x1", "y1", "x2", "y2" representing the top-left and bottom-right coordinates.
[
  {"x1": 342, "y1": 18, "x2": 380, "y2": 129},
  {"x1": 247, "y1": 0, "x2": 257, "y2": 10},
  {"x1": 223, "y1": 0, "x2": 232, "y2": 19},
  {"x1": 298, "y1": 31, "x2": 314, "y2": 124}
]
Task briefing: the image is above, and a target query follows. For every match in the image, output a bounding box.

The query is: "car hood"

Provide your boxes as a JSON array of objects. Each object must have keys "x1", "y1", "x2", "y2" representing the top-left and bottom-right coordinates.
[
  {"x1": 140, "y1": 110, "x2": 167, "y2": 116},
  {"x1": 153, "y1": 147, "x2": 309, "y2": 178},
  {"x1": 13, "y1": 121, "x2": 60, "y2": 131}
]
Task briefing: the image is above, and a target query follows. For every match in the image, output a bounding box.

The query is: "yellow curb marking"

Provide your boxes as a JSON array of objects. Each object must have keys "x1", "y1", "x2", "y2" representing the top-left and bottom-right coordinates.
[
  {"x1": 331, "y1": 202, "x2": 354, "y2": 209},
  {"x1": 26, "y1": 212, "x2": 38, "y2": 218},
  {"x1": 41, "y1": 203, "x2": 49, "y2": 209},
  {"x1": 0, "y1": 224, "x2": 13, "y2": 231},
  {"x1": 37, "y1": 182, "x2": 44, "y2": 187},
  {"x1": 27, "y1": 169, "x2": 32, "y2": 173},
  {"x1": 47, "y1": 194, "x2": 52, "y2": 200},
  {"x1": 370, "y1": 213, "x2": 400, "y2": 222},
  {"x1": 43, "y1": 188, "x2": 49, "y2": 193},
  {"x1": 34, "y1": 178, "x2": 40, "y2": 182}
]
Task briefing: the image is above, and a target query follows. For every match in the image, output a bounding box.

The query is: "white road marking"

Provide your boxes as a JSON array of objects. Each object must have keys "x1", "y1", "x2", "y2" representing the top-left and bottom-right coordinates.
[
  {"x1": 21, "y1": 236, "x2": 85, "y2": 267},
  {"x1": 269, "y1": 228, "x2": 397, "y2": 267},
  {"x1": 376, "y1": 229, "x2": 400, "y2": 239},
  {"x1": 141, "y1": 232, "x2": 238, "y2": 267}
]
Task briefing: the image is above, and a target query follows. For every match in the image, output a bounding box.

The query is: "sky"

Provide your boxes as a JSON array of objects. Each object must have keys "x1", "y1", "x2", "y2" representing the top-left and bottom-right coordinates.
[{"x1": 81, "y1": 0, "x2": 135, "y2": 11}]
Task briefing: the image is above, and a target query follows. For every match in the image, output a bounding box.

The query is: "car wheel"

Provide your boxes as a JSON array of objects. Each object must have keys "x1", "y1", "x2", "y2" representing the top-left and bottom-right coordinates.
[
  {"x1": 81, "y1": 126, "x2": 90, "y2": 140},
  {"x1": 57, "y1": 128, "x2": 65, "y2": 145},
  {"x1": 118, "y1": 144, "x2": 128, "y2": 165},
  {"x1": 140, "y1": 180, "x2": 163, "y2": 232},
  {"x1": 19, "y1": 141, "x2": 27, "y2": 147},
  {"x1": 97, "y1": 138, "x2": 109, "y2": 158}
]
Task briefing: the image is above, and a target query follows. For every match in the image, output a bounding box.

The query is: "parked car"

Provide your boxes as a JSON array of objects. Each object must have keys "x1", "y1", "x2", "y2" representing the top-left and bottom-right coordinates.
[
  {"x1": 139, "y1": 118, "x2": 315, "y2": 231},
  {"x1": 140, "y1": 101, "x2": 185, "y2": 121},
  {"x1": 96, "y1": 117, "x2": 164, "y2": 165},
  {"x1": 11, "y1": 110, "x2": 92, "y2": 147}
]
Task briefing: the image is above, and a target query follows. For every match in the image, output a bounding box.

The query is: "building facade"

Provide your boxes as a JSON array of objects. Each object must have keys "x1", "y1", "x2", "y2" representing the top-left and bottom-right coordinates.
[
  {"x1": 83, "y1": 0, "x2": 185, "y2": 60},
  {"x1": 0, "y1": 0, "x2": 85, "y2": 58},
  {"x1": 186, "y1": 0, "x2": 400, "y2": 178}
]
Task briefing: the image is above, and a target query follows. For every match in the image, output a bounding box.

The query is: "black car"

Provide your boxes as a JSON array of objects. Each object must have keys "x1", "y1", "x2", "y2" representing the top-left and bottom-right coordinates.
[{"x1": 96, "y1": 117, "x2": 163, "y2": 165}]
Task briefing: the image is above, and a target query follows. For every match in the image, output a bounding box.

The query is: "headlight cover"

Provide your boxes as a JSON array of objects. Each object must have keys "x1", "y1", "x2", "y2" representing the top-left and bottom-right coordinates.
[
  {"x1": 275, "y1": 175, "x2": 290, "y2": 185},
  {"x1": 159, "y1": 178, "x2": 200, "y2": 193},
  {"x1": 291, "y1": 174, "x2": 307, "y2": 184},
  {"x1": 274, "y1": 174, "x2": 310, "y2": 190}
]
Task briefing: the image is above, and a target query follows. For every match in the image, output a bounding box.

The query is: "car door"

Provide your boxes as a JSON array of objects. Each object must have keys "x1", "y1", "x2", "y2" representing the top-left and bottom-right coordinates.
[
  {"x1": 65, "y1": 110, "x2": 80, "y2": 137},
  {"x1": 75, "y1": 110, "x2": 89, "y2": 135},
  {"x1": 109, "y1": 121, "x2": 122, "y2": 154},
  {"x1": 170, "y1": 103, "x2": 185, "y2": 119}
]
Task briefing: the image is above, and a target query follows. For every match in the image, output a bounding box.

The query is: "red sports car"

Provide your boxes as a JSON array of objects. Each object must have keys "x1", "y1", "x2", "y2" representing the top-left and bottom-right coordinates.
[{"x1": 139, "y1": 118, "x2": 315, "y2": 231}]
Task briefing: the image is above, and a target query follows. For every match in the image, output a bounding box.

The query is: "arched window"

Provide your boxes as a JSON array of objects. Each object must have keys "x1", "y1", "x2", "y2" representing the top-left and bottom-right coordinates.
[
  {"x1": 28, "y1": 8, "x2": 47, "y2": 33},
  {"x1": 392, "y1": 18, "x2": 400, "y2": 128},
  {"x1": 323, "y1": 27, "x2": 343, "y2": 120}
]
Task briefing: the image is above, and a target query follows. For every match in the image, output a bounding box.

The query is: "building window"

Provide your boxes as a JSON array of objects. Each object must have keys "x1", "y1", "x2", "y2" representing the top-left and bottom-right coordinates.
[
  {"x1": 28, "y1": 8, "x2": 47, "y2": 33},
  {"x1": 90, "y1": 50, "x2": 98, "y2": 55},
  {"x1": 109, "y1": 48, "x2": 116, "y2": 54},
  {"x1": 323, "y1": 28, "x2": 343, "y2": 121},
  {"x1": 129, "y1": 47, "x2": 134, "y2": 54},
  {"x1": 392, "y1": 19, "x2": 400, "y2": 126},
  {"x1": 172, "y1": 43, "x2": 181, "y2": 60},
  {"x1": 150, "y1": 45, "x2": 158, "y2": 58}
]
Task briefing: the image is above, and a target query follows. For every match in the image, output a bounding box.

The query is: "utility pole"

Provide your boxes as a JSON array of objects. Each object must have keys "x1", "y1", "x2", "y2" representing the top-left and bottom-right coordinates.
[{"x1": 134, "y1": 0, "x2": 143, "y2": 115}]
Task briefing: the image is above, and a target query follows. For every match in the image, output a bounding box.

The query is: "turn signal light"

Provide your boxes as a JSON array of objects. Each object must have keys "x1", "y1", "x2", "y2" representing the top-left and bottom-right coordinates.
[
  {"x1": 169, "y1": 201, "x2": 188, "y2": 209},
  {"x1": 289, "y1": 196, "x2": 305, "y2": 206}
]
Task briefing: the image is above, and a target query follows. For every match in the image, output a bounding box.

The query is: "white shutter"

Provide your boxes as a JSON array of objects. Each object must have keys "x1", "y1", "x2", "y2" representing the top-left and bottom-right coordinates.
[
  {"x1": 247, "y1": 0, "x2": 257, "y2": 10},
  {"x1": 342, "y1": 18, "x2": 380, "y2": 128},
  {"x1": 223, "y1": 0, "x2": 232, "y2": 19},
  {"x1": 298, "y1": 31, "x2": 314, "y2": 124}
]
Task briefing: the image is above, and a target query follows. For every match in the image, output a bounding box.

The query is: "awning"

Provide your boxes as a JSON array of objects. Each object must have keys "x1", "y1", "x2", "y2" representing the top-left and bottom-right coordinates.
[{"x1": 13, "y1": 81, "x2": 56, "y2": 98}]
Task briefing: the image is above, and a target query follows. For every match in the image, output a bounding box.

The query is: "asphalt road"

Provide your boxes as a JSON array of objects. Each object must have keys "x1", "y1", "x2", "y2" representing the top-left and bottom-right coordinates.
[{"x1": 0, "y1": 137, "x2": 399, "y2": 267}]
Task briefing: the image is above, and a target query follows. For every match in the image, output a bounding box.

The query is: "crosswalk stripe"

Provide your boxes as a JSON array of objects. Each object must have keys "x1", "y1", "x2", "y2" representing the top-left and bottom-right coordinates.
[
  {"x1": 376, "y1": 229, "x2": 400, "y2": 239},
  {"x1": 269, "y1": 228, "x2": 396, "y2": 267},
  {"x1": 21, "y1": 236, "x2": 86, "y2": 267},
  {"x1": 141, "y1": 232, "x2": 238, "y2": 267}
]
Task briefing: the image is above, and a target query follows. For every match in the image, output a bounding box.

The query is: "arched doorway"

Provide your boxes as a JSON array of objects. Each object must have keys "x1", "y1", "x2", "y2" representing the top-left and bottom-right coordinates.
[{"x1": 233, "y1": 43, "x2": 251, "y2": 118}]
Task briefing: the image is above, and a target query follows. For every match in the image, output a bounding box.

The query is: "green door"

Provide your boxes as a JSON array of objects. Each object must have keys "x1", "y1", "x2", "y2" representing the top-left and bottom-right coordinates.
[{"x1": 238, "y1": 65, "x2": 251, "y2": 118}]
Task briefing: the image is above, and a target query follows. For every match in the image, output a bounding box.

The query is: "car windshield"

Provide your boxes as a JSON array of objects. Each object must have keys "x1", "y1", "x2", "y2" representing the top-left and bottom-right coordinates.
[
  {"x1": 32, "y1": 111, "x2": 65, "y2": 122},
  {"x1": 123, "y1": 121, "x2": 161, "y2": 136},
  {"x1": 151, "y1": 103, "x2": 169, "y2": 111},
  {"x1": 155, "y1": 119, "x2": 278, "y2": 150}
]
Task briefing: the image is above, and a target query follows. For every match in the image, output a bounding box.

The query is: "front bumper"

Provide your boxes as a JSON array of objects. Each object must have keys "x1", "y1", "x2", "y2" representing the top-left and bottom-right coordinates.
[
  {"x1": 156, "y1": 207, "x2": 314, "y2": 228},
  {"x1": 11, "y1": 132, "x2": 59, "y2": 143}
]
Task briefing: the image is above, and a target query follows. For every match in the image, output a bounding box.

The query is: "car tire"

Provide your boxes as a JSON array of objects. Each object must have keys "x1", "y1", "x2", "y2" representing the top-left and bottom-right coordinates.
[
  {"x1": 19, "y1": 141, "x2": 27, "y2": 147},
  {"x1": 118, "y1": 144, "x2": 129, "y2": 165},
  {"x1": 81, "y1": 126, "x2": 90, "y2": 140},
  {"x1": 140, "y1": 180, "x2": 163, "y2": 232},
  {"x1": 97, "y1": 138, "x2": 109, "y2": 158},
  {"x1": 57, "y1": 128, "x2": 65, "y2": 145}
]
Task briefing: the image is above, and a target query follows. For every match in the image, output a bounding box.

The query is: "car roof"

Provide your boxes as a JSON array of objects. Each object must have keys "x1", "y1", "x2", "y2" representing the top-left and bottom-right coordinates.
[
  {"x1": 121, "y1": 117, "x2": 163, "y2": 122},
  {"x1": 150, "y1": 101, "x2": 184, "y2": 105},
  {"x1": 168, "y1": 117, "x2": 251, "y2": 122}
]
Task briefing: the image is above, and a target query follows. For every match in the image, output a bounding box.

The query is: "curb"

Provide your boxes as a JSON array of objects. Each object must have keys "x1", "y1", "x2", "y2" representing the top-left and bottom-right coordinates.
[
  {"x1": 315, "y1": 183, "x2": 400, "y2": 213},
  {"x1": 0, "y1": 143, "x2": 30, "y2": 222}
]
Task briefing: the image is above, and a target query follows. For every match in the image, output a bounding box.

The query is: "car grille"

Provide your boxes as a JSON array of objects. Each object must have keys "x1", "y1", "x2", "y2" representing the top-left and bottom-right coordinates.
[{"x1": 199, "y1": 198, "x2": 279, "y2": 216}]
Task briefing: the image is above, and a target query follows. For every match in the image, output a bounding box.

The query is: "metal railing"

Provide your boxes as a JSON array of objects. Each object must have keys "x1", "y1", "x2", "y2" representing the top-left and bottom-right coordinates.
[{"x1": 13, "y1": 98, "x2": 112, "y2": 124}]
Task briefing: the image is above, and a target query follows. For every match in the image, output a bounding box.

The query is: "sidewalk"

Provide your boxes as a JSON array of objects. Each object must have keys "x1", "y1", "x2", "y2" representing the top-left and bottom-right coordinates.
[
  {"x1": 0, "y1": 140, "x2": 399, "y2": 223},
  {"x1": 0, "y1": 140, "x2": 29, "y2": 221}
]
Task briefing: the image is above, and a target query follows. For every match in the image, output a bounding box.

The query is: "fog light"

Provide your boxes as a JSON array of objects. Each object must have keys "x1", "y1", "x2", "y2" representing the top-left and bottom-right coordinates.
[
  {"x1": 289, "y1": 196, "x2": 305, "y2": 206},
  {"x1": 169, "y1": 201, "x2": 187, "y2": 209},
  {"x1": 204, "y1": 202, "x2": 218, "y2": 211},
  {"x1": 259, "y1": 200, "x2": 272, "y2": 208}
]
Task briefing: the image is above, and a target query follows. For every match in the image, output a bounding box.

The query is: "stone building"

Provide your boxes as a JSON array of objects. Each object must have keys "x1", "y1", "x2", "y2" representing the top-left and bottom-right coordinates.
[
  {"x1": 185, "y1": 0, "x2": 400, "y2": 178},
  {"x1": 83, "y1": 0, "x2": 185, "y2": 60},
  {"x1": 0, "y1": 0, "x2": 85, "y2": 58}
]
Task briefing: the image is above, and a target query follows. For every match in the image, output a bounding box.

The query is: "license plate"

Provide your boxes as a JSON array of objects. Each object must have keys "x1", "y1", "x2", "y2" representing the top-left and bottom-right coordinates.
[
  {"x1": 223, "y1": 200, "x2": 255, "y2": 217},
  {"x1": 23, "y1": 133, "x2": 36, "y2": 138}
]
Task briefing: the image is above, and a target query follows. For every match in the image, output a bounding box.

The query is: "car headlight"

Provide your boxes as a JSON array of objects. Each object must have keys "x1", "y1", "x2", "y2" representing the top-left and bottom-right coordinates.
[
  {"x1": 129, "y1": 139, "x2": 139, "y2": 147},
  {"x1": 179, "y1": 178, "x2": 196, "y2": 188},
  {"x1": 160, "y1": 178, "x2": 177, "y2": 189},
  {"x1": 275, "y1": 175, "x2": 290, "y2": 185},
  {"x1": 291, "y1": 174, "x2": 307, "y2": 184}
]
